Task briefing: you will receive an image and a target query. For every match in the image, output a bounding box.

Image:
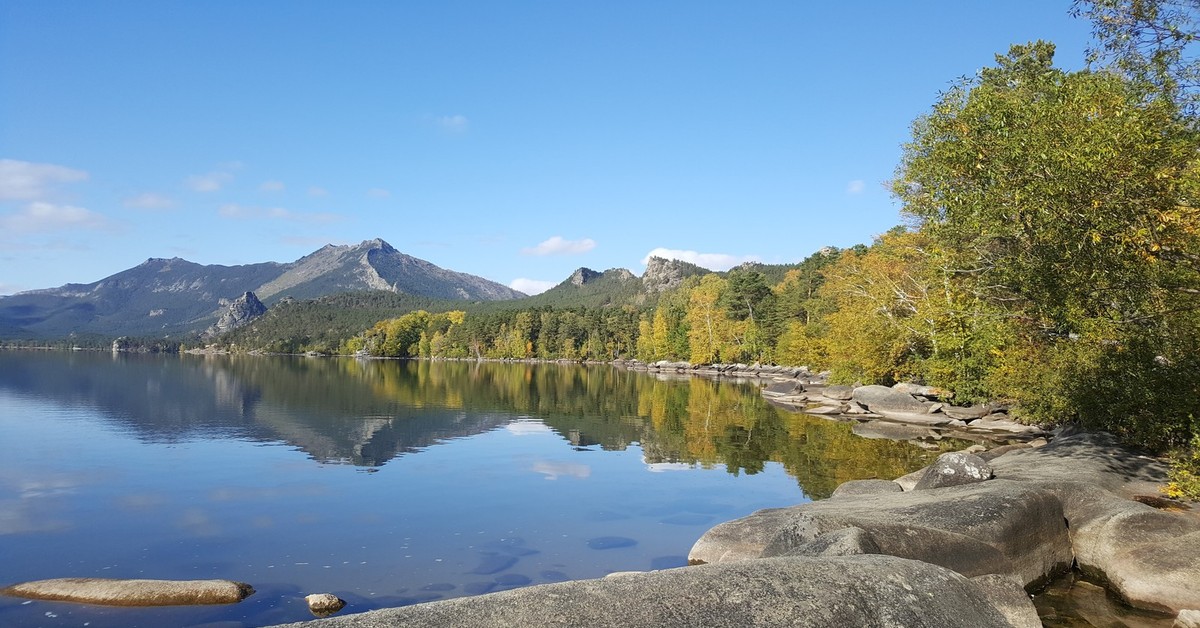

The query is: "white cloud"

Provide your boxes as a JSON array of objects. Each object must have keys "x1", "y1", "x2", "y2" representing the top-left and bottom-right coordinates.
[
  {"x1": 185, "y1": 170, "x2": 233, "y2": 192},
  {"x1": 259, "y1": 180, "x2": 285, "y2": 192},
  {"x1": 367, "y1": 187, "x2": 391, "y2": 199},
  {"x1": 509, "y1": 278, "x2": 556, "y2": 295},
  {"x1": 123, "y1": 192, "x2": 176, "y2": 209},
  {"x1": 0, "y1": 202, "x2": 108, "y2": 233},
  {"x1": 218, "y1": 203, "x2": 341, "y2": 223},
  {"x1": 308, "y1": 186, "x2": 328, "y2": 197},
  {"x1": 0, "y1": 159, "x2": 88, "y2": 201},
  {"x1": 532, "y1": 461, "x2": 591, "y2": 480},
  {"x1": 641, "y1": 247, "x2": 760, "y2": 271},
  {"x1": 846, "y1": 179, "x2": 866, "y2": 195},
  {"x1": 521, "y1": 236, "x2": 596, "y2": 256},
  {"x1": 646, "y1": 462, "x2": 694, "y2": 473},
  {"x1": 435, "y1": 114, "x2": 469, "y2": 132},
  {"x1": 505, "y1": 420, "x2": 552, "y2": 436}
]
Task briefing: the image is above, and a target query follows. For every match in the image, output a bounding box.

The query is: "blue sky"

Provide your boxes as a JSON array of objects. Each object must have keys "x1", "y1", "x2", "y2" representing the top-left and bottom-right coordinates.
[{"x1": 0, "y1": 1, "x2": 1093, "y2": 296}]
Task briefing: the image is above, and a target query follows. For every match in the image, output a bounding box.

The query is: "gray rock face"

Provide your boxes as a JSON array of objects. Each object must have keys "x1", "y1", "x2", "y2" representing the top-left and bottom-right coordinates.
[
  {"x1": 272, "y1": 555, "x2": 1020, "y2": 628},
  {"x1": 820, "y1": 385, "x2": 855, "y2": 401},
  {"x1": 969, "y1": 574, "x2": 1042, "y2": 628},
  {"x1": 641, "y1": 256, "x2": 707, "y2": 293},
  {"x1": 568, "y1": 268, "x2": 601, "y2": 286},
  {"x1": 852, "y1": 385, "x2": 931, "y2": 413},
  {"x1": 850, "y1": 385, "x2": 955, "y2": 425},
  {"x1": 203, "y1": 291, "x2": 266, "y2": 338},
  {"x1": 271, "y1": 431, "x2": 1192, "y2": 627},
  {"x1": 692, "y1": 479, "x2": 1073, "y2": 588},
  {"x1": 0, "y1": 578, "x2": 253, "y2": 606},
  {"x1": 988, "y1": 437, "x2": 1200, "y2": 614},
  {"x1": 913, "y1": 452, "x2": 994, "y2": 490},
  {"x1": 943, "y1": 405, "x2": 992, "y2": 421},
  {"x1": 779, "y1": 526, "x2": 881, "y2": 557},
  {"x1": 831, "y1": 479, "x2": 904, "y2": 498}
]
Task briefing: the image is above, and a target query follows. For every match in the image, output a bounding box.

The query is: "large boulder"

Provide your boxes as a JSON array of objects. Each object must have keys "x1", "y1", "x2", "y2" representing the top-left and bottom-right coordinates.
[
  {"x1": 690, "y1": 479, "x2": 1072, "y2": 588},
  {"x1": 272, "y1": 555, "x2": 1025, "y2": 628},
  {"x1": 0, "y1": 578, "x2": 254, "y2": 606},
  {"x1": 912, "y1": 452, "x2": 993, "y2": 490},
  {"x1": 851, "y1": 385, "x2": 952, "y2": 425},
  {"x1": 851, "y1": 385, "x2": 930, "y2": 414},
  {"x1": 986, "y1": 432, "x2": 1200, "y2": 614}
]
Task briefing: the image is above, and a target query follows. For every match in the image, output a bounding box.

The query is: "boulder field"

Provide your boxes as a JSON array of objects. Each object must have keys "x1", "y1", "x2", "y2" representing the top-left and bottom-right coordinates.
[{"x1": 269, "y1": 431, "x2": 1197, "y2": 627}]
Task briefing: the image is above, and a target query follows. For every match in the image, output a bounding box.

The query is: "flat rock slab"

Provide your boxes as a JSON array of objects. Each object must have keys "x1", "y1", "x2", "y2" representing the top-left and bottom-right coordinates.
[
  {"x1": 271, "y1": 555, "x2": 1024, "y2": 628},
  {"x1": 0, "y1": 578, "x2": 254, "y2": 606}
]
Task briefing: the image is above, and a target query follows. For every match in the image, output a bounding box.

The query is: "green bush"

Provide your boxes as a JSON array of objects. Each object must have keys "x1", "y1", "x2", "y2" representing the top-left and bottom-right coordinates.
[{"x1": 1166, "y1": 431, "x2": 1200, "y2": 501}]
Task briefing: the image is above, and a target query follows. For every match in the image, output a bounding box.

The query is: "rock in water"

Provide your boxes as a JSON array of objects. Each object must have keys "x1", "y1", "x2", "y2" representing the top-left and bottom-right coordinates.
[
  {"x1": 0, "y1": 578, "x2": 253, "y2": 606},
  {"x1": 305, "y1": 593, "x2": 346, "y2": 617}
]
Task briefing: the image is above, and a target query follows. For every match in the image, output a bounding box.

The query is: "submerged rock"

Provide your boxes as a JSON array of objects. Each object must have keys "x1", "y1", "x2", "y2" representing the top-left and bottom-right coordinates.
[{"x1": 0, "y1": 577, "x2": 254, "y2": 606}]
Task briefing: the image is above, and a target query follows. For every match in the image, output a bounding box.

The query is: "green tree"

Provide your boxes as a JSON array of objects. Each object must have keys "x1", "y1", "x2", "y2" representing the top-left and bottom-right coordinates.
[
  {"x1": 1072, "y1": 0, "x2": 1200, "y2": 110},
  {"x1": 895, "y1": 41, "x2": 1200, "y2": 446}
]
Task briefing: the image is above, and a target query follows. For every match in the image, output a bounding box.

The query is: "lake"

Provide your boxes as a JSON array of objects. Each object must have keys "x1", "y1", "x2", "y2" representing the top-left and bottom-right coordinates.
[{"x1": 0, "y1": 351, "x2": 957, "y2": 627}]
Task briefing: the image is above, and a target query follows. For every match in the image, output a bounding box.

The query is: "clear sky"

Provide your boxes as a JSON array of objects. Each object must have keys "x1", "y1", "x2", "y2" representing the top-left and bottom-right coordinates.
[{"x1": 0, "y1": 1, "x2": 1094, "y2": 296}]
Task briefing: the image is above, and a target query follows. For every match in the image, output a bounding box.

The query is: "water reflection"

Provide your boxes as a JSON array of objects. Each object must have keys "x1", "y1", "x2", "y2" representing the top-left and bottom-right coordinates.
[{"x1": 0, "y1": 351, "x2": 955, "y2": 499}]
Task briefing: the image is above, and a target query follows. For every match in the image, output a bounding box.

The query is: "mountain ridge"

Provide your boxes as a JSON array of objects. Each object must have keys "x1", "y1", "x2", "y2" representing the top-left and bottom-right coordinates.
[{"x1": 0, "y1": 239, "x2": 524, "y2": 338}]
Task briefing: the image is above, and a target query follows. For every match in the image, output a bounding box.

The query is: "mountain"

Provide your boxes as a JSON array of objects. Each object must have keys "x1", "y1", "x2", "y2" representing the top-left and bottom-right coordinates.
[
  {"x1": 0, "y1": 239, "x2": 524, "y2": 339},
  {"x1": 508, "y1": 257, "x2": 713, "y2": 310}
]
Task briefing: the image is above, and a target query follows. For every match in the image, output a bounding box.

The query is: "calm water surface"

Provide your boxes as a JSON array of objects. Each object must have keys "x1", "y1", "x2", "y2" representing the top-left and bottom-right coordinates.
[{"x1": 0, "y1": 352, "x2": 951, "y2": 627}]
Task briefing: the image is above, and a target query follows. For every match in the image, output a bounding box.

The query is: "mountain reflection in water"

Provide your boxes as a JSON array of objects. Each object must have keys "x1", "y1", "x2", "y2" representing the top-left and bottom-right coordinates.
[
  {"x1": 0, "y1": 351, "x2": 970, "y2": 627},
  {"x1": 0, "y1": 352, "x2": 955, "y2": 498}
]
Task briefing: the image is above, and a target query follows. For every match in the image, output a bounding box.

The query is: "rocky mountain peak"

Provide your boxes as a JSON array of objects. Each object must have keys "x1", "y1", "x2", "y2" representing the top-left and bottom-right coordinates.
[
  {"x1": 362, "y1": 238, "x2": 396, "y2": 253},
  {"x1": 203, "y1": 291, "x2": 266, "y2": 339},
  {"x1": 642, "y1": 256, "x2": 706, "y2": 293},
  {"x1": 569, "y1": 268, "x2": 602, "y2": 286}
]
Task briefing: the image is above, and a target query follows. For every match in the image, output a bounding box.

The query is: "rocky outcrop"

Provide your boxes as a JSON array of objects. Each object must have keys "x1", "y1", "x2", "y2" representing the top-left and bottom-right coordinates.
[
  {"x1": 568, "y1": 268, "x2": 601, "y2": 286},
  {"x1": 690, "y1": 432, "x2": 1200, "y2": 617},
  {"x1": 640, "y1": 257, "x2": 708, "y2": 293},
  {"x1": 203, "y1": 291, "x2": 266, "y2": 338},
  {"x1": 986, "y1": 432, "x2": 1200, "y2": 614},
  {"x1": 273, "y1": 555, "x2": 1026, "y2": 628},
  {"x1": 695, "y1": 479, "x2": 1072, "y2": 588},
  {"x1": 0, "y1": 577, "x2": 254, "y2": 606}
]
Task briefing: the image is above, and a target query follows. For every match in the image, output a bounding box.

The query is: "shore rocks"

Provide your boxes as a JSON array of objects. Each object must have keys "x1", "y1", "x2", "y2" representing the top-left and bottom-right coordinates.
[
  {"x1": 691, "y1": 431, "x2": 1200, "y2": 618},
  {"x1": 734, "y1": 480, "x2": 1073, "y2": 588},
  {"x1": 273, "y1": 555, "x2": 1022, "y2": 628},
  {"x1": 0, "y1": 577, "x2": 254, "y2": 606},
  {"x1": 985, "y1": 432, "x2": 1200, "y2": 614},
  {"x1": 851, "y1": 384, "x2": 933, "y2": 415}
]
